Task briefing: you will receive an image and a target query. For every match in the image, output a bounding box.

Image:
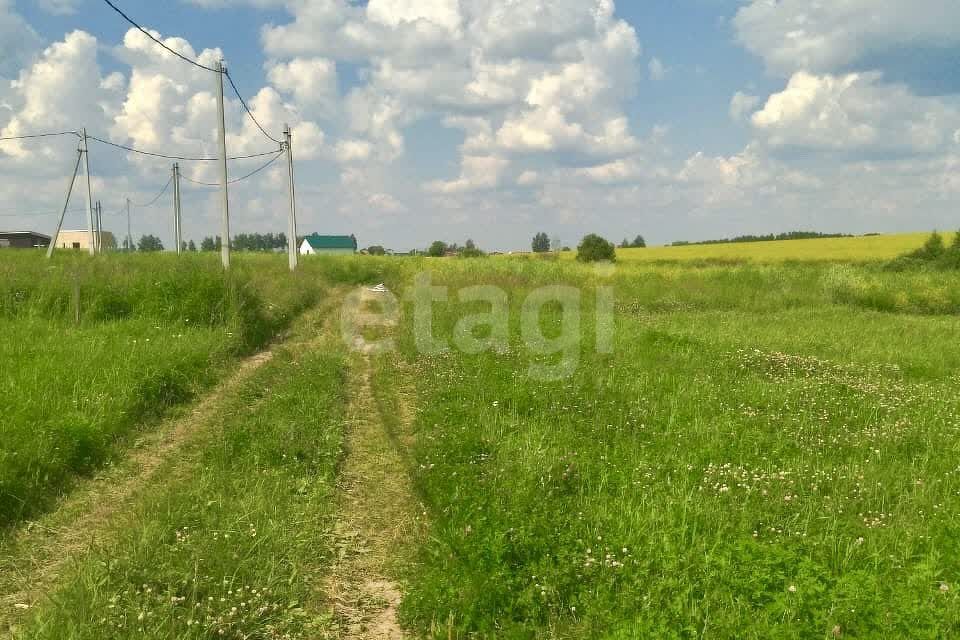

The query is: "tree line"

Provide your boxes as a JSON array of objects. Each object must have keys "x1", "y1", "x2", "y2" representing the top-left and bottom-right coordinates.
[
  {"x1": 123, "y1": 233, "x2": 290, "y2": 253},
  {"x1": 671, "y1": 231, "x2": 852, "y2": 247},
  {"x1": 420, "y1": 233, "x2": 621, "y2": 263},
  {"x1": 425, "y1": 239, "x2": 485, "y2": 258}
]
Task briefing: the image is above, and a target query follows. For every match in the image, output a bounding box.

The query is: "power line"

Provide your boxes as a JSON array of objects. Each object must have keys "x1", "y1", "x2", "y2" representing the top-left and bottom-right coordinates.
[
  {"x1": 179, "y1": 173, "x2": 217, "y2": 187},
  {"x1": 0, "y1": 131, "x2": 80, "y2": 142},
  {"x1": 88, "y1": 135, "x2": 215, "y2": 161},
  {"x1": 181, "y1": 150, "x2": 285, "y2": 186},
  {"x1": 99, "y1": 3, "x2": 281, "y2": 144},
  {"x1": 87, "y1": 135, "x2": 280, "y2": 161},
  {"x1": 225, "y1": 69, "x2": 282, "y2": 146},
  {"x1": 232, "y1": 151, "x2": 285, "y2": 183},
  {"x1": 100, "y1": 0, "x2": 218, "y2": 73},
  {"x1": 130, "y1": 175, "x2": 173, "y2": 208}
]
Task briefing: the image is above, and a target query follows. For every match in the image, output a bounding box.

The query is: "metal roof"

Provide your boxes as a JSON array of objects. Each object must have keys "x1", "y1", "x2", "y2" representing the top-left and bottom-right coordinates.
[
  {"x1": 302, "y1": 234, "x2": 357, "y2": 250},
  {"x1": 0, "y1": 231, "x2": 51, "y2": 239}
]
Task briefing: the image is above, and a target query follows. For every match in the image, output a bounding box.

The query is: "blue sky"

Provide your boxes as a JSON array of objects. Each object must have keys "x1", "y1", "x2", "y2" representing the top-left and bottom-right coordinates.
[{"x1": 1, "y1": 0, "x2": 959, "y2": 251}]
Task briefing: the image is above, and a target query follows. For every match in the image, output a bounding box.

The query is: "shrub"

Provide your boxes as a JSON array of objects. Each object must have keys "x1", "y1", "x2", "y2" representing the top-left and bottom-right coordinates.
[
  {"x1": 888, "y1": 231, "x2": 960, "y2": 271},
  {"x1": 576, "y1": 234, "x2": 616, "y2": 263},
  {"x1": 910, "y1": 231, "x2": 946, "y2": 260}
]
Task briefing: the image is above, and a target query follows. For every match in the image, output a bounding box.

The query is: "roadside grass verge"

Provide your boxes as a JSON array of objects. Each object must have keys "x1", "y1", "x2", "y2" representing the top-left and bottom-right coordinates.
[
  {"x1": 11, "y1": 326, "x2": 348, "y2": 639},
  {"x1": 390, "y1": 260, "x2": 960, "y2": 638}
]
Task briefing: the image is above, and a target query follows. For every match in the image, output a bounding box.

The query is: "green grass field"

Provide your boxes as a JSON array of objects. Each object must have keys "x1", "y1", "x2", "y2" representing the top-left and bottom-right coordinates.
[
  {"x1": 3, "y1": 241, "x2": 960, "y2": 639},
  {"x1": 373, "y1": 258, "x2": 960, "y2": 638},
  {"x1": 21, "y1": 335, "x2": 349, "y2": 639},
  {"x1": 0, "y1": 252, "x2": 392, "y2": 531}
]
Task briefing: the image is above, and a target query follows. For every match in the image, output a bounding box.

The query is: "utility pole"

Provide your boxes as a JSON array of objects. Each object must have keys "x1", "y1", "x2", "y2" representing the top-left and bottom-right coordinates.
[
  {"x1": 95, "y1": 201, "x2": 103, "y2": 254},
  {"x1": 214, "y1": 60, "x2": 231, "y2": 269},
  {"x1": 284, "y1": 124, "x2": 298, "y2": 272},
  {"x1": 126, "y1": 197, "x2": 133, "y2": 252},
  {"x1": 173, "y1": 163, "x2": 183, "y2": 255},
  {"x1": 92, "y1": 200, "x2": 99, "y2": 254},
  {"x1": 47, "y1": 148, "x2": 84, "y2": 259},
  {"x1": 81, "y1": 127, "x2": 95, "y2": 256}
]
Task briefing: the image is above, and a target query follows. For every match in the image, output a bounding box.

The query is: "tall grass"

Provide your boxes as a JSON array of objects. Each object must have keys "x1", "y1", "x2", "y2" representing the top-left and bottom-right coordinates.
[
  {"x1": 823, "y1": 265, "x2": 960, "y2": 315},
  {"x1": 381, "y1": 259, "x2": 960, "y2": 638},
  {"x1": 0, "y1": 252, "x2": 349, "y2": 529},
  {"x1": 15, "y1": 341, "x2": 348, "y2": 639}
]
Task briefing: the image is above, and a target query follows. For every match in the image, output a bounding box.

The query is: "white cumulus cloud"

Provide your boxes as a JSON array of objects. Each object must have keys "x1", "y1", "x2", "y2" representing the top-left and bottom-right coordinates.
[
  {"x1": 752, "y1": 71, "x2": 960, "y2": 152},
  {"x1": 734, "y1": 0, "x2": 960, "y2": 75}
]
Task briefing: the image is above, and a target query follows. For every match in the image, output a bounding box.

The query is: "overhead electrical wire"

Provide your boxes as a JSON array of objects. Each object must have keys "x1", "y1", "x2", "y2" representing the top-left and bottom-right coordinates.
[
  {"x1": 130, "y1": 174, "x2": 173, "y2": 208},
  {"x1": 88, "y1": 136, "x2": 217, "y2": 161},
  {"x1": 0, "y1": 131, "x2": 80, "y2": 142},
  {"x1": 181, "y1": 150, "x2": 285, "y2": 187},
  {"x1": 224, "y1": 69, "x2": 282, "y2": 146},
  {"x1": 100, "y1": 0, "x2": 218, "y2": 73},
  {"x1": 178, "y1": 173, "x2": 217, "y2": 187},
  {"x1": 100, "y1": 1, "x2": 282, "y2": 147},
  {"x1": 231, "y1": 151, "x2": 285, "y2": 182},
  {"x1": 11, "y1": 1, "x2": 291, "y2": 241},
  {"x1": 87, "y1": 135, "x2": 280, "y2": 161}
]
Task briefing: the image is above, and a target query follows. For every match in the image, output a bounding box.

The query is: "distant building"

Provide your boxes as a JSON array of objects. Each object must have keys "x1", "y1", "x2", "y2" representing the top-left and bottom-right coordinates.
[
  {"x1": 55, "y1": 229, "x2": 116, "y2": 251},
  {"x1": 0, "y1": 231, "x2": 51, "y2": 249},
  {"x1": 299, "y1": 234, "x2": 357, "y2": 256}
]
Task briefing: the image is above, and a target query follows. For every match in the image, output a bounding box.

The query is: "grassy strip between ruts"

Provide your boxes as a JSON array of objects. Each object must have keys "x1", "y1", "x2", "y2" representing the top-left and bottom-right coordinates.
[{"x1": 9, "y1": 307, "x2": 348, "y2": 639}]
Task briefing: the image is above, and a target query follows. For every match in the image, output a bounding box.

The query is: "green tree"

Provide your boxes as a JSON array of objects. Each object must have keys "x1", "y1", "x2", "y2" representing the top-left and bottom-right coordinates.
[
  {"x1": 200, "y1": 237, "x2": 215, "y2": 252},
  {"x1": 366, "y1": 245, "x2": 386, "y2": 256},
  {"x1": 951, "y1": 230, "x2": 960, "y2": 252},
  {"x1": 138, "y1": 234, "x2": 164, "y2": 252},
  {"x1": 632, "y1": 235, "x2": 646, "y2": 248},
  {"x1": 187, "y1": 240, "x2": 197, "y2": 252},
  {"x1": 532, "y1": 232, "x2": 550, "y2": 253},
  {"x1": 460, "y1": 239, "x2": 485, "y2": 258},
  {"x1": 619, "y1": 238, "x2": 630, "y2": 249},
  {"x1": 427, "y1": 241, "x2": 447, "y2": 257},
  {"x1": 576, "y1": 234, "x2": 616, "y2": 263}
]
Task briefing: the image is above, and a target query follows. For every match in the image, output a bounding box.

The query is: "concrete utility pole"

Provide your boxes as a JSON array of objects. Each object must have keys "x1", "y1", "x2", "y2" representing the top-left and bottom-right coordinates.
[
  {"x1": 47, "y1": 148, "x2": 84, "y2": 259},
  {"x1": 126, "y1": 197, "x2": 133, "y2": 252},
  {"x1": 95, "y1": 201, "x2": 103, "y2": 254},
  {"x1": 80, "y1": 128, "x2": 96, "y2": 256},
  {"x1": 284, "y1": 124, "x2": 298, "y2": 272},
  {"x1": 173, "y1": 163, "x2": 183, "y2": 255},
  {"x1": 214, "y1": 60, "x2": 231, "y2": 269}
]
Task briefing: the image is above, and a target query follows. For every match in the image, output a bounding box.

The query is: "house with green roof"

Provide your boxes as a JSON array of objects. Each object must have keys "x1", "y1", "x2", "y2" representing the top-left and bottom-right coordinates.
[{"x1": 299, "y1": 234, "x2": 358, "y2": 256}]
